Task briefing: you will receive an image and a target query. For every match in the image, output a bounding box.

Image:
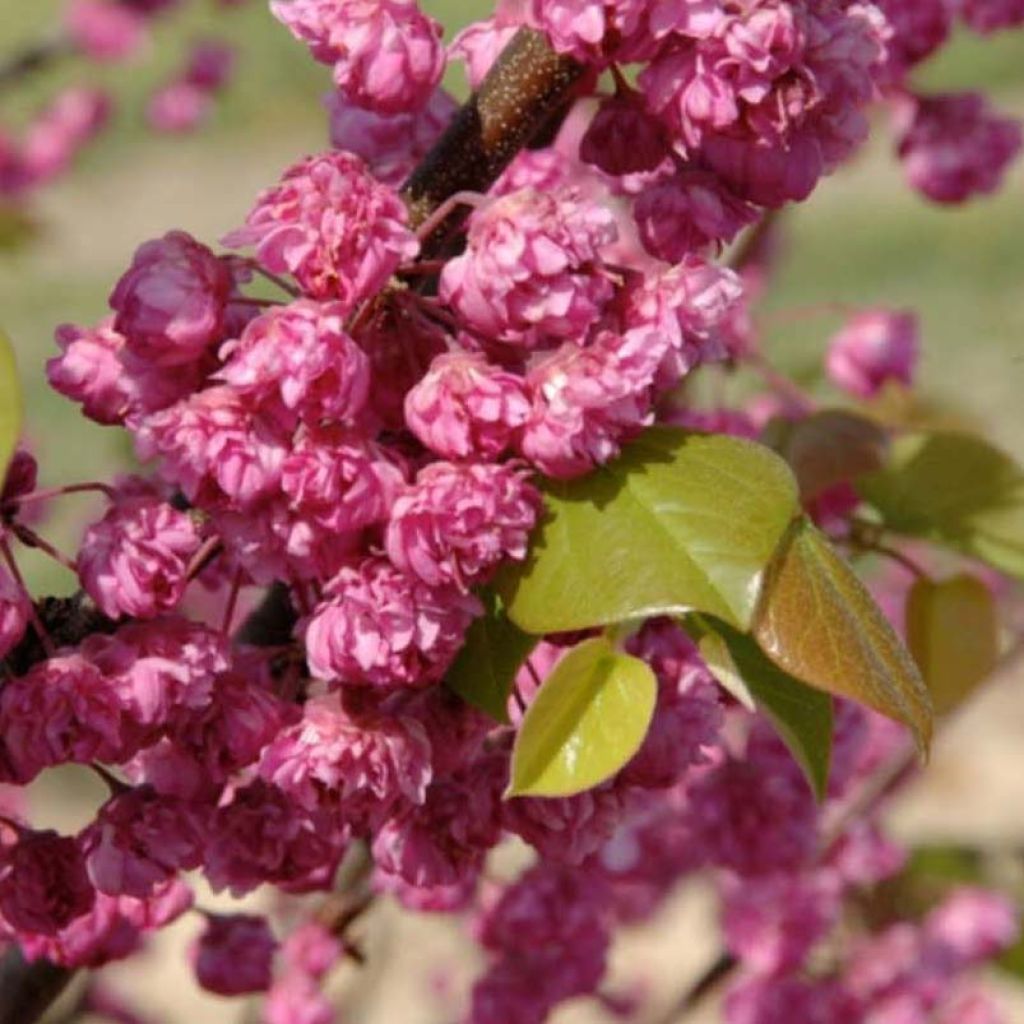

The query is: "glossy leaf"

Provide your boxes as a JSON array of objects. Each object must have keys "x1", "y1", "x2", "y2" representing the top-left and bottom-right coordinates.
[
  {"x1": 0, "y1": 329, "x2": 22, "y2": 478},
  {"x1": 498, "y1": 428, "x2": 800, "y2": 634},
  {"x1": 507, "y1": 637, "x2": 657, "y2": 798},
  {"x1": 446, "y1": 592, "x2": 537, "y2": 723},
  {"x1": 859, "y1": 431, "x2": 1024, "y2": 580},
  {"x1": 764, "y1": 409, "x2": 889, "y2": 500},
  {"x1": 753, "y1": 519, "x2": 933, "y2": 751},
  {"x1": 688, "y1": 615, "x2": 833, "y2": 800},
  {"x1": 906, "y1": 574, "x2": 999, "y2": 716}
]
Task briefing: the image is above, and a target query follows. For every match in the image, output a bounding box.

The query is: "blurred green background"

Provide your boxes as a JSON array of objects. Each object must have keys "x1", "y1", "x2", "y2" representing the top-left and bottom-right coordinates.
[{"x1": 1, "y1": 0, "x2": 1022, "y2": 595}]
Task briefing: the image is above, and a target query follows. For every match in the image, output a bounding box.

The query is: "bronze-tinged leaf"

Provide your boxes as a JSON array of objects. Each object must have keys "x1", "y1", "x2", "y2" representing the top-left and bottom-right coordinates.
[{"x1": 753, "y1": 519, "x2": 933, "y2": 751}]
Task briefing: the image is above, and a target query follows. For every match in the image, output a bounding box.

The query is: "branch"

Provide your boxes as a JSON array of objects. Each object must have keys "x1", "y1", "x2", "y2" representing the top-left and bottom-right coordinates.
[{"x1": 0, "y1": 26, "x2": 584, "y2": 1024}]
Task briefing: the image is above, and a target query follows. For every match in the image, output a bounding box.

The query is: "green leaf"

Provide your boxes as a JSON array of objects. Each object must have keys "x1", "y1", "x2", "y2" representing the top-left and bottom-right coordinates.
[
  {"x1": 446, "y1": 592, "x2": 537, "y2": 723},
  {"x1": 687, "y1": 615, "x2": 833, "y2": 800},
  {"x1": 498, "y1": 428, "x2": 800, "y2": 634},
  {"x1": 905, "y1": 574, "x2": 999, "y2": 716},
  {"x1": 507, "y1": 637, "x2": 657, "y2": 798},
  {"x1": 763, "y1": 409, "x2": 890, "y2": 500},
  {"x1": 0, "y1": 329, "x2": 22, "y2": 478},
  {"x1": 753, "y1": 519, "x2": 933, "y2": 752},
  {"x1": 858, "y1": 430, "x2": 1024, "y2": 579}
]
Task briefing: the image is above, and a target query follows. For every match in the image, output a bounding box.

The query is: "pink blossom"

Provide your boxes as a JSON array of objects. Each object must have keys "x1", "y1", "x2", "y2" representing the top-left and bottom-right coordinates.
[
  {"x1": 395, "y1": 685, "x2": 494, "y2": 778},
  {"x1": 219, "y1": 300, "x2": 370, "y2": 425},
  {"x1": 192, "y1": 914, "x2": 277, "y2": 995},
  {"x1": 259, "y1": 692, "x2": 432, "y2": 832},
  {"x1": 281, "y1": 920, "x2": 344, "y2": 979},
  {"x1": 65, "y1": 0, "x2": 148, "y2": 61},
  {"x1": 184, "y1": 39, "x2": 236, "y2": 91},
  {"x1": 725, "y1": 975, "x2": 860, "y2": 1024},
  {"x1": 404, "y1": 351, "x2": 531, "y2": 461},
  {"x1": 264, "y1": 975, "x2": 335, "y2": 1024},
  {"x1": 223, "y1": 151, "x2": 418, "y2": 304},
  {"x1": 48, "y1": 320, "x2": 135, "y2": 425},
  {"x1": 386, "y1": 462, "x2": 540, "y2": 590},
  {"x1": 509, "y1": 0, "x2": 653, "y2": 63},
  {"x1": 0, "y1": 567, "x2": 30, "y2": 660},
  {"x1": 518, "y1": 330, "x2": 661, "y2": 478},
  {"x1": 580, "y1": 95, "x2": 670, "y2": 176},
  {"x1": 0, "y1": 655, "x2": 129, "y2": 783},
  {"x1": 0, "y1": 830, "x2": 95, "y2": 935},
  {"x1": 271, "y1": 0, "x2": 445, "y2": 114},
  {"x1": 1, "y1": 448, "x2": 38, "y2": 509},
  {"x1": 19, "y1": 88, "x2": 111, "y2": 186},
  {"x1": 83, "y1": 786, "x2": 206, "y2": 898},
  {"x1": 924, "y1": 887, "x2": 1020, "y2": 966},
  {"x1": 634, "y1": 170, "x2": 758, "y2": 261},
  {"x1": 110, "y1": 232, "x2": 234, "y2": 367},
  {"x1": 304, "y1": 558, "x2": 480, "y2": 689},
  {"x1": 449, "y1": 18, "x2": 521, "y2": 89},
  {"x1": 146, "y1": 82, "x2": 211, "y2": 134},
  {"x1": 875, "y1": 0, "x2": 954, "y2": 77},
  {"x1": 895, "y1": 91, "x2": 1023, "y2": 204},
  {"x1": 826, "y1": 309, "x2": 919, "y2": 398},
  {"x1": 440, "y1": 188, "x2": 618, "y2": 347},
  {"x1": 960, "y1": 0, "x2": 1024, "y2": 31},
  {"x1": 77, "y1": 496, "x2": 203, "y2": 620},
  {"x1": 325, "y1": 87, "x2": 456, "y2": 187}
]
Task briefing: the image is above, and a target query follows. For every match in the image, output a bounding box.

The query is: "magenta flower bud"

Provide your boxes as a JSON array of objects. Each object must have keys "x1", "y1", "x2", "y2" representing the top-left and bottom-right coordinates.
[
  {"x1": 19, "y1": 88, "x2": 111, "y2": 186},
  {"x1": 192, "y1": 914, "x2": 277, "y2": 995},
  {"x1": 146, "y1": 81, "x2": 211, "y2": 134},
  {"x1": 825, "y1": 309, "x2": 919, "y2": 398},
  {"x1": 64, "y1": 0, "x2": 148, "y2": 63},
  {"x1": 959, "y1": 0, "x2": 1024, "y2": 32},
  {"x1": 580, "y1": 95, "x2": 669, "y2": 176},
  {"x1": 0, "y1": 567, "x2": 30, "y2": 661}
]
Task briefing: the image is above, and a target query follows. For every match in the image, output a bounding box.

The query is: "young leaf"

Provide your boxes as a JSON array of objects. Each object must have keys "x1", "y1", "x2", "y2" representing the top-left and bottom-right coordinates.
[
  {"x1": 687, "y1": 615, "x2": 833, "y2": 800},
  {"x1": 905, "y1": 574, "x2": 999, "y2": 716},
  {"x1": 498, "y1": 428, "x2": 800, "y2": 634},
  {"x1": 753, "y1": 519, "x2": 933, "y2": 751},
  {"x1": 446, "y1": 592, "x2": 538, "y2": 723},
  {"x1": 763, "y1": 409, "x2": 889, "y2": 500},
  {"x1": 858, "y1": 431, "x2": 1024, "y2": 580},
  {"x1": 507, "y1": 637, "x2": 657, "y2": 798},
  {"x1": 0, "y1": 329, "x2": 23, "y2": 477}
]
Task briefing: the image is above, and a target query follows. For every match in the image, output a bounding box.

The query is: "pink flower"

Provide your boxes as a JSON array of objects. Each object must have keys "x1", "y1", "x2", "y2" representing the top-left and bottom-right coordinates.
[
  {"x1": 192, "y1": 914, "x2": 277, "y2": 995},
  {"x1": 146, "y1": 82, "x2": 211, "y2": 134},
  {"x1": 404, "y1": 351, "x2": 531, "y2": 461},
  {"x1": 259, "y1": 692, "x2": 432, "y2": 832},
  {"x1": 272, "y1": 0, "x2": 445, "y2": 114},
  {"x1": 281, "y1": 920, "x2": 344, "y2": 979},
  {"x1": 825, "y1": 309, "x2": 919, "y2": 398},
  {"x1": 725, "y1": 976, "x2": 860, "y2": 1024},
  {"x1": 18, "y1": 88, "x2": 111, "y2": 186},
  {"x1": 449, "y1": 18, "x2": 521, "y2": 89},
  {"x1": 184, "y1": 39, "x2": 236, "y2": 91},
  {"x1": 219, "y1": 300, "x2": 370, "y2": 426},
  {"x1": 518, "y1": 330, "x2": 661, "y2": 479},
  {"x1": 0, "y1": 830, "x2": 95, "y2": 935},
  {"x1": 64, "y1": 0, "x2": 147, "y2": 63},
  {"x1": 510, "y1": 0, "x2": 652, "y2": 63},
  {"x1": 924, "y1": 888, "x2": 1020, "y2": 966},
  {"x1": 875, "y1": 0, "x2": 954, "y2": 78},
  {"x1": 77, "y1": 496, "x2": 203, "y2": 620},
  {"x1": 110, "y1": 232, "x2": 234, "y2": 367},
  {"x1": 580, "y1": 95, "x2": 670, "y2": 176},
  {"x1": 83, "y1": 786, "x2": 206, "y2": 898},
  {"x1": 265, "y1": 975, "x2": 335, "y2": 1024},
  {"x1": 895, "y1": 91, "x2": 1023, "y2": 204},
  {"x1": 325, "y1": 87, "x2": 456, "y2": 187},
  {"x1": 386, "y1": 462, "x2": 540, "y2": 590},
  {"x1": 0, "y1": 567, "x2": 30, "y2": 660},
  {"x1": 0, "y1": 655, "x2": 129, "y2": 784},
  {"x1": 303, "y1": 557, "x2": 480, "y2": 689},
  {"x1": 440, "y1": 188, "x2": 618, "y2": 347},
  {"x1": 48, "y1": 320, "x2": 135, "y2": 425},
  {"x1": 634, "y1": 170, "x2": 758, "y2": 261},
  {"x1": 959, "y1": 0, "x2": 1024, "y2": 31},
  {"x1": 223, "y1": 151, "x2": 418, "y2": 305}
]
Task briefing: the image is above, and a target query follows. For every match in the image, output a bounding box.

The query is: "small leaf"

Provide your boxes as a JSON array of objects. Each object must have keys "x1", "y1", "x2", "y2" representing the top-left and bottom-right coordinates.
[
  {"x1": 764, "y1": 409, "x2": 890, "y2": 500},
  {"x1": 753, "y1": 519, "x2": 933, "y2": 751},
  {"x1": 859, "y1": 430, "x2": 1024, "y2": 579},
  {"x1": 507, "y1": 637, "x2": 657, "y2": 798},
  {"x1": 905, "y1": 574, "x2": 999, "y2": 716},
  {"x1": 0, "y1": 329, "x2": 23, "y2": 477},
  {"x1": 687, "y1": 615, "x2": 833, "y2": 800},
  {"x1": 446, "y1": 592, "x2": 537, "y2": 723},
  {"x1": 498, "y1": 428, "x2": 800, "y2": 634}
]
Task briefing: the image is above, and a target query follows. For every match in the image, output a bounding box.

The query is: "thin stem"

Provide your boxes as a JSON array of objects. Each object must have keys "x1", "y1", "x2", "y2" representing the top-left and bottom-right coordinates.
[
  {"x1": 186, "y1": 536, "x2": 223, "y2": 583},
  {"x1": 221, "y1": 569, "x2": 245, "y2": 637},
  {"x1": 747, "y1": 352, "x2": 816, "y2": 412},
  {"x1": 414, "y1": 190, "x2": 486, "y2": 243},
  {"x1": 1, "y1": 482, "x2": 116, "y2": 516},
  {"x1": 0, "y1": 537, "x2": 53, "y2": 657},
  {"x1": 10, "y1": 524, "x2": 78, "y2": 574},
  {"x1": 246, "y1": 262, "x2": 301, "y2": 298}
]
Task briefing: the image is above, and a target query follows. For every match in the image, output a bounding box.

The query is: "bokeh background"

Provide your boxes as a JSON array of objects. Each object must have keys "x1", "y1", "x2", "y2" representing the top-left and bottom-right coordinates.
[{"x1": 1, "y1": 2, "x2": 1024, "y2": 1021}]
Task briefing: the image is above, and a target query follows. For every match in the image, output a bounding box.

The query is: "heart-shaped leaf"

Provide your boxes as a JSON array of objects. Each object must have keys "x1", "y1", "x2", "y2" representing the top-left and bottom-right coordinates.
[
  {"x1": 687, "y1": 615, "x2": 833, "y2": 800},
  {"x1": 905, "y1": 574, "x2": 999, "y2": 716},
  {"x1": 753, "y1": 519, "x2": 933, "y2": 751},
  {"x1": 446, "y1": 592, "x2": 537, "y2": 723},
  {"x1": 858, "y1": 431, "x2": 1024, "y2": 580},
  {"x1": 0, "y1": 329, "x2": 22, "y2": 478},
  {"x1": 507, "y1": 637, "x2": 657, "y2": 798},
  {"x1": 498, "y1": 428, "x2": 800, "y2": 634}
]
